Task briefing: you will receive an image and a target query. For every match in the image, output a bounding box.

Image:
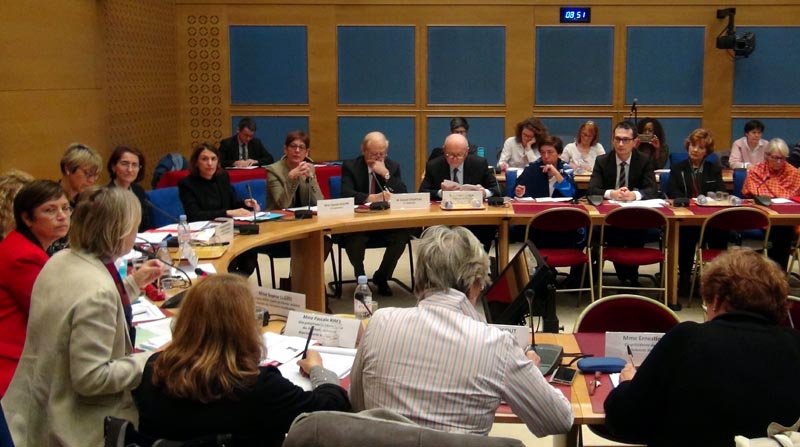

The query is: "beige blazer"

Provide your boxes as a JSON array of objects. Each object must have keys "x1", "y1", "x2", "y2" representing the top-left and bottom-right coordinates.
[
  {"x1": 266, "y1": 156, "x2": 323, "y2": 211},
  {"x1": 2, "y1": 249, "x2": 149, "y2": 447}
]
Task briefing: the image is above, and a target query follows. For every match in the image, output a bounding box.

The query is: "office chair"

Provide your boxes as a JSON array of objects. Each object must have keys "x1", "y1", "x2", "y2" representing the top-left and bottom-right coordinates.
[
  {"x1": 574, "y1": 294, "x2": 680, "y2": 333},
  {"x1": 326, "y1": 176, "x2": 414, "y2": 297},
  {"x1": 598, "y1": 207, "x2": 668, "y2": 303},
  {"x1": 523, "y1": 207, "x2": 594, "y2": 305},
  {"x1": 145, "y1": 187, "x2": 185, "y2": 229},
  {"x1": 688, "y1": 207, "x2": 770, "y2": 307}
]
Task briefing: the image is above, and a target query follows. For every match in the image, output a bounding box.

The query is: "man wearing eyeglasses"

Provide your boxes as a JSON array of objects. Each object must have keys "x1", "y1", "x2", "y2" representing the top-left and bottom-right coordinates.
[
  {"x1": 341, "y1": 132, "x2": 411, "y2": 296},
  {"x1": 420, "y1": 133, "x2": 501, "y2": 251},
  {"x1": 219, "y1": 117, "x2": 275, "y2": 168},
  {"x1": 588, "y1": 121, "x2": 658, "y2": 285}
]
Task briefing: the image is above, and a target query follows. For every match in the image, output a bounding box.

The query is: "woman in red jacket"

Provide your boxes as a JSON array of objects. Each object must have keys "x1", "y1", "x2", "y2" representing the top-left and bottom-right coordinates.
[{"x1": 0, "y1": 180, "x2": 70, "y2": 396}]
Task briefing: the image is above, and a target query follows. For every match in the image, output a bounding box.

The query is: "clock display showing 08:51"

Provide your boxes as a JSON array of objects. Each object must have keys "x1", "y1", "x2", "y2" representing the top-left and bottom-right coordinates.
[{"x1": 560, "y1": 7, "x2": 591, "y2": 23}]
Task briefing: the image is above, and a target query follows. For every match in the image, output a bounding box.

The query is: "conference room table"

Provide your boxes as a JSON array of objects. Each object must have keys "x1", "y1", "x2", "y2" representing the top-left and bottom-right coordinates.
[
  {"x1": 497, "y1": 170, "x2": 735, "y2": 191},
  {"x1": 209, "y1": 199, "x2": 800, "y2": 314}
]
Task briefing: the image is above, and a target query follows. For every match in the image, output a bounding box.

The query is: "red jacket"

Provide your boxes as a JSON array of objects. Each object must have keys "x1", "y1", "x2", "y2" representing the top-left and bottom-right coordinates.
[{"x1": 0, "y1": 230, "x2": 48, "y2": 396}]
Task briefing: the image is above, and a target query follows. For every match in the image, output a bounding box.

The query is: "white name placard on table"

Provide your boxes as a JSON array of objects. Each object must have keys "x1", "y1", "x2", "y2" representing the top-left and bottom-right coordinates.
[
  {"x1": 316, "y1": 197, "x2": 355, "y2": 218},
  {"x1": 284, "y1": 311, "x2": 361, "y2": 349},
  {"x1": 252, "y1": 286, "x2": 306, "y2": 319},
  {"x1": 490, "y1": 324, "x2": 530, "y2": 349},
  {"x1": 442, "y1": 190, "x2": 484, "y2": 208},
  {"x1": 605, "y1": 332, "x2": 664, "y2": 367},
  {"x1": 390, "y1": 193, "x2": 430, "y2": 210}
]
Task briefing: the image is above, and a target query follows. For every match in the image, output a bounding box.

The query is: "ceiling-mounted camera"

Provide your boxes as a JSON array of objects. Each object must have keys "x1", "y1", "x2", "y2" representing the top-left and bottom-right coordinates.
[{"x1": 715, "y1": 8, "x2": 756, "y2": 58}]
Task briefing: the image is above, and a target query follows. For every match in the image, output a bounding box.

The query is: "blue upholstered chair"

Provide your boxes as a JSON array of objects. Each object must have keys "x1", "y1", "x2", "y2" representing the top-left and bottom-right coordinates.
[
  {"x1": 232, "y1": 179, "x2": 267, "y2": 210},
  {"x1": 145, "y1": 187, "x2": 185, "y2": 229}
]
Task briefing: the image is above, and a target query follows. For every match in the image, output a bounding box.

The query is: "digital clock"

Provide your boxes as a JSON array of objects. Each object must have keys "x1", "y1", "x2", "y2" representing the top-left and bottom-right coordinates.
[{"x1": 560, "y1": 7, "x2": 591, "y2": 24}]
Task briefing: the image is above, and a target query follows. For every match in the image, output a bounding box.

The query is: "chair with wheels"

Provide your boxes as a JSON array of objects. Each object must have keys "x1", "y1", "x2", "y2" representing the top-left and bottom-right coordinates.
[
  {"x1": 523, "y1": 207, "x2": 594, "y2": 305},
  {"x1": 145, "y1": 187, "x2": 185, "y2": 229},
  {"x1": 574, "y1": 294, "x2": 680, "y2": 333},
  {"x1": 326, "y1": 176, "x2": 414, "y2": 297},
  {"x1": 598, "y1": 207, "x2": 668, "y2": 303},
  {"x1": 688, "y1": 207, "x2": 770, "y2": 307}
]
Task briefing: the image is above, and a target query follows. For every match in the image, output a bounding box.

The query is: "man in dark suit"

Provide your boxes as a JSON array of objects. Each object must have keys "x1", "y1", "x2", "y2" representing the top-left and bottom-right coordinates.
[
  {"x1": 219, "y1": 117, "x2": 274, "y2": 168},
  {"x1": 341, "y1": 132, "x2": 411, "y2": 296},
  {"x1": 428, "y1": 117, "x2": 478, "y2": 161},
  {"x1": 420, "y1": 133, "x2": 501, "y2": 251},
  {"x1": 588, "y1": 120, "x2": 658, "y2": 285}
]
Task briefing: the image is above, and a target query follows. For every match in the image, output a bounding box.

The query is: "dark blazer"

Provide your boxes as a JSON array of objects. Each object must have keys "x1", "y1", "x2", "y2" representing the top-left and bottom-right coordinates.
[
  {"x1": 666, "y1": 159, "x2": 724, "y2": 199},
  {"x1": 108, "y1": 181, "x2": 152, "y2": 232},
  {"x1": 341, "y1": 155, "x2": 407, "y2": 205},
  {"x1": 178, "y1": 171, "x2": 247, "y2": 222},
  {"x1": 219, "y1": 135, "x2": 274, "y2": 168},
  {"x1": 588, "y1": 150, "x2": 657, "y2": 199},
  {"x1": 605, "y1": 311, "x2": 800, "y2": 447},
  {"x1": 419, "y1": 154, "x2": 500, "y2": 200}
]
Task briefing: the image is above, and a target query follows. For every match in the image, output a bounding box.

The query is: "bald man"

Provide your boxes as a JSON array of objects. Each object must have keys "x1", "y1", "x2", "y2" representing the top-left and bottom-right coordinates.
[
  {"x1": 420, "y1": 133, "x2": 500, "y2": 251},
  {"x1": 341, "y1": 132, "x2": 411, "y2": 296}
]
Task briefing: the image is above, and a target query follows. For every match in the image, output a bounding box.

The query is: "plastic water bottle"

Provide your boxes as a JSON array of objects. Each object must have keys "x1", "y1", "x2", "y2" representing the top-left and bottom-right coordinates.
[
  {"x1": 155, "y1": 242, "x2": 173, "y2": 292},
  {"x1": 177, "y1": 214, "x2": 198, "y2": 267},
  {"x1": 354, "y1": 275, "x2": 373, "y2": 320},
  {"x1": 114, "y1": 257, "x2": 128, "y2": 280}
]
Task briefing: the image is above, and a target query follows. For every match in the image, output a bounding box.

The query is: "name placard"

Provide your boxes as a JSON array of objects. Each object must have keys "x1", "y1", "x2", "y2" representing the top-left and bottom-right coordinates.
[
  {"x1": 605, "y1": 332, "x2": 664, "y2": 367},
  {"x1": 316, "y1": 198, "x2": 355, "y2": 218},
  {"x1": 212, "y1": 218, "x2": 234, "y2": 243},
  {"x1": 252, "y1": 286, "x2": 305, "y2": 318},
  {"x1": 390, "y1": 193, "x2": 430, "y2": 210},
  {"x1": 490, "y1": 324, "x2": 530, "y2": 349},
  {"x1": 284, "y1": 311, "x2": 361, "y2": 348},
  {"x1": 442, "y1": 190, "x2": 484, "y2": 208}
]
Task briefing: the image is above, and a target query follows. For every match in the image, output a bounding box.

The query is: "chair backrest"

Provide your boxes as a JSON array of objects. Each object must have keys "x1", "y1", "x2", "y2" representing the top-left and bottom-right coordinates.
[
  {"x1": 702, "y1": 207, "x2": 770, "y2": 233},
  {"x1": 504, "y1": 169, "x2": 517, "y2": 198},
  {"x1": 232, "y1": 179, "x2": 267, "y2": 210},
  {"x1": 145, "y1": 187, "x2": 185, "y2": 229},
  {"x1": 780, "y1": 296, "x2": 800, "y2": 329},
  {"x1": 283, "y1": 409, "x2": 525, "y2": 447},
  {"x1": 151, "y1": 153, "x2": 188, "y2": 189},
  {"x1": 603, "y1": 206, "x2": 667, "y2": 230},
  {"x1": 574, "y1": 294, "x2": 681, "y2": 333},
  {"x1": 526, "y1": 207, "x2": 592, "y2": 234},
  {"x1": 659, "y1": 171, "x2": 670, "y2": 198},
  {"x1": 329, "y1": 175, "x2": 342, "y2": 199},
  {"x1": 733, "y1": 168, "x2": 748, "y2": 198},
  {"x1": 0, "y1": 403, "x2": 14, "y2": 447}
]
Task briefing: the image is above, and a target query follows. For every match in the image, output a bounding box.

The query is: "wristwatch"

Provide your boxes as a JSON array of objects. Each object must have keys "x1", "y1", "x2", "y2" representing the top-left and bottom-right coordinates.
[{"x1": 383, "y1": 172, "x2": 390, "y2": 180}]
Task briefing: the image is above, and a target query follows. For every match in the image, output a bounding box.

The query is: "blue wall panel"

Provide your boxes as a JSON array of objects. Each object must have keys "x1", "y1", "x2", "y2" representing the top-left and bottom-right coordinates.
[
  {"x1": 731, "y1": 118, "x2": 800, "y2": 149},
  {"x1": 734, "y1": 27, "x2": 800, "y2": 105},
  {"x1": 535, "y1": 27, "x2": 614, "y2": 105},
  {"x1": 540, "y1": 118, "x2": 613, "y2": 153},
  {"x1": 338, "y1": 117, "x2": 417, "y2": 186},
  {"x1": 426, "y1": 117, "x2": 505, "y2": 165},
  {"x1": 338, "y1": 26, "x2": 415, "y2": 105},
  {"x1": 625, "y1": 27, "x2": 705, "y2": 105},
  {"x1": 655, "y1": 118, "x2": 703, "y2": 164},
  {"x1": 230, "y1": 116, "x2": 309, "y2": 159},
  {"x1": 428, "y1": 27, "x2": 505, "y2": 105},
  {"x1": 229, "y1": 26, "x2": 308, "y2": 104}
]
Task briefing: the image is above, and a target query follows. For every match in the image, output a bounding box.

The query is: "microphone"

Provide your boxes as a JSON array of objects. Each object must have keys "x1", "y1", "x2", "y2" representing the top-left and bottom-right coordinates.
[
  {"x1": 369, "y1": 170, "x2": 390, "y2": 211},
  {"x1": 294, "y1": 177, "x2": 314, "y2": 219},
  {"x1": 194, "y1": 267, "x2": 208, "y2": 278},
  {"x1": 145, "y1": 199, "x2": 180, "y2": 224},
  {"x1": 630, "y1": 98, "x2": 638, "y2": 113},
  {"x1": 238, "y1": 182, "x2": 260, "y2": 234},
  {"x1": 526, "y1": 289, "x2": 536, "y2": 350}
]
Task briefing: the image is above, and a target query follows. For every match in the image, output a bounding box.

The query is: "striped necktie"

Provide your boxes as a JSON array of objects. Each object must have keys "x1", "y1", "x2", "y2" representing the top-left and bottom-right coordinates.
[{"x1": 617, "y1": 161, "x2": 627, "y2": 188}]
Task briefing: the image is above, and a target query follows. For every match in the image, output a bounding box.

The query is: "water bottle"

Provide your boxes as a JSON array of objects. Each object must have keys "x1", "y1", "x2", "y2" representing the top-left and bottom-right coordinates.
[
  {"x1": 114, "y1": 257, "x2": 128, "y2": 280},
  {"x1": 354, "y1": 275, "x2": 373, "y2": 320},
  {"x1": 155, "y1": 242, "x2": 173, "y2": 292},
  {"x1": 177, "y1": 214, "x2": 198, "y2": 267},
  {"x1": 477, "y1": 146, "x2": 485, "y2": 158}
]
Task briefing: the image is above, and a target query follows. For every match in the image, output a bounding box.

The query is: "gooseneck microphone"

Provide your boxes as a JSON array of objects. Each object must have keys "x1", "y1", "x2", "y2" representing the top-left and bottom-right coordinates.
[
  {"x1": 630, "y1": 98, "x2": 639, "y2": 127},
  {"x1": 294, "y1": 176, "x2": 314, "y2": 219},
  {"x1": 369, "y1": 170, "x2": 390, "y2": 211}
]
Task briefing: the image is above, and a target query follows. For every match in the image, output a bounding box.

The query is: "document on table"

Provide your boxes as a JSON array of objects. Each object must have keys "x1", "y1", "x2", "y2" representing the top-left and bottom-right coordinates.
[
  {"x1": 132, "y1": 297, "x2": 165, "y2": 323},
  {"x1": 612, "y1": 199, "x2": 667, "y2": 208},
  {"x1": 135, "y1": 318, "x2": 174, "y2": 351},
  {"x1": 235, "y1": 212, "x2": 284, "y2": 222},
  {"x1": 262, "y1": 332, "x2": 318, "y2": 364},
  {"x1": 610, "y1": 373, "x2": 620, "y2": 388},
  {"x1": 277, "y1": 346, "x2": 357, "y2": 391}
]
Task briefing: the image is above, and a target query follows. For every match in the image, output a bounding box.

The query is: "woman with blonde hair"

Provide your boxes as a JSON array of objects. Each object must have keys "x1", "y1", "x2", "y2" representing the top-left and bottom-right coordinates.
[
  {"x1": 0, "y1": 169, "x2": 34, "y2": 241},
  {"x1": 561, "y1": 120, "x2": 606, "y2": 173},
  {"x1": 2, "y1": 187, "x2": 163, "y2": 446},
  {"x1": 134, "y1": 274, "x2": 350, "y2": 445}
]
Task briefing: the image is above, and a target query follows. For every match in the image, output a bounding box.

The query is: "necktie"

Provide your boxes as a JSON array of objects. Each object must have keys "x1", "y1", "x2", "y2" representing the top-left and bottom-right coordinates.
[
  {"x1": 370, "y1": 171, "x2": 377, "y2": 195},
  {"x1": 617, "y1": 162, "x2": 627, "y2": 188},
  {"x1": 240, "y1": 143, "x2": 247, "y2": 160},
  {"x1": 452, "y1": 167, "x2": 460, "y2": 184}
]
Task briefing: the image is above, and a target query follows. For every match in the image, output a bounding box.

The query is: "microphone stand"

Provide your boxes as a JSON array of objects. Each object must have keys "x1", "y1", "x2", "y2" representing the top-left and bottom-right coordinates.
[
  {"x1": 294, "y1": 177, "x2": 314, "y2": 219},
  {"x1": 239, "y1": 183, "x2": 260, "y2": 234},
  {"x1": 369, "y1": 170, "x2": 390, "y2": 211}
]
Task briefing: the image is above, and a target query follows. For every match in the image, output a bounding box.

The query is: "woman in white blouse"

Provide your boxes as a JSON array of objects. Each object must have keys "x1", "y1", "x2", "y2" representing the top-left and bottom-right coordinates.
[
  {"x1": 498, "y1": 117, "x2": 548, "y2": 170},
  {"x1": 560, "y1": 120, "x2": 605, "y2": 174}
]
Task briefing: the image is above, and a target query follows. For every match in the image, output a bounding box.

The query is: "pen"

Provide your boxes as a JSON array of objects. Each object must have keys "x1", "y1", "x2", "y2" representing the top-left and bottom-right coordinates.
[
  {"x1": 301, "y1": 326, "x2": 315, "y2": 359},
  {"x1": 626, "y1": 344, "x2": 636, "y2": 367}
]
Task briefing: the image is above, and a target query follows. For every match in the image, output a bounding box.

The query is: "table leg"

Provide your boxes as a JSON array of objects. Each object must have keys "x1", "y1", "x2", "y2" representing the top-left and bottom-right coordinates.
[
  {"x1": 667, "y1": 220, "x2": 680, "y2": 309},
  {"x1": 290, "y1": 230, "x2": 326, "y2": 313},
  {"x1": 498, "y1": 218, "x2": 510, "y2": 269}
]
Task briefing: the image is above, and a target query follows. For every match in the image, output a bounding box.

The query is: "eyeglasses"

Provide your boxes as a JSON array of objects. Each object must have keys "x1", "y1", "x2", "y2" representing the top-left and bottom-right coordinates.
[
  {"x1": 444, "y1": 153, "x2": 467, "y2": 160},
  {"x1": 613, "y1": 137, "x2": 635, "y2": 145},
  {"x1": 767, "y1": 155, "x2": 786, "y2": 162},
  {"x1": 368, "y1": 151, "x2": 387, "y2": 159},
  {"x1": 77, "y1": 168, "x2": 99, "y2": 179},
  {"x1": 118, "y1": 161, "x2": 140, "y2": 170},
  {"x1": 288, "y1": 144, "x2": 308, "y2": 151},
  {"x1": 40, "y1": 204, "x2": 73, "y2": 218}
]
